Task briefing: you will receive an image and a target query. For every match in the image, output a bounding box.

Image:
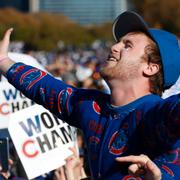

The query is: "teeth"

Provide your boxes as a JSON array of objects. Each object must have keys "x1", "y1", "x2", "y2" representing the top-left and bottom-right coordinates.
[{"x1": 108, "y1": 57, "x2": 117, "y2": 61}]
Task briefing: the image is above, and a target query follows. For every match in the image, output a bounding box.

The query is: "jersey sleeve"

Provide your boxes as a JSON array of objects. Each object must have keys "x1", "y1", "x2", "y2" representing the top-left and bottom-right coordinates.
[
  {"x1": 141, "y1": 93, "x2": 180, "y2": 148},
  {"x1": 6, "y1": 63, "x2": 79, "y2": 126}
]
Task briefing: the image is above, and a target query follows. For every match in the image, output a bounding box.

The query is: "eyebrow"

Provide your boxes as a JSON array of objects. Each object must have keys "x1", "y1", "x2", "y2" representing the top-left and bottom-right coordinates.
[
  {"x1": 119, "y1": 31, "x2": 144, "y2": 42},
  {"x1": 122, "y1": 39, "x2": 133, "y2": 46}
]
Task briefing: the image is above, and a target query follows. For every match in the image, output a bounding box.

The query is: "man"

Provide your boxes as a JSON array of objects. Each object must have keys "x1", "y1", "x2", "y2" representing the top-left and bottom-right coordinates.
[{"x1": 0, "y1": 11, "x2": 179, "y2": 179}]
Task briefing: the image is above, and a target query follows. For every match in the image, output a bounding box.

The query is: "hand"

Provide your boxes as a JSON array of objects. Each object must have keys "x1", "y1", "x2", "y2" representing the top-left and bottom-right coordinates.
[
  {"x1": 65, "y1": 147, "x2": 82, "y2": 170},
  {"x1": 0, "y1": 28, "x2": 13, "y2": 57},
  {"x1": 0, "y1": 159, "x2": 13, "y2": 179},
  {"x1": 116, "y1": 154, "x2": 162, "y2": 180},
  {"x1": 54, "y1": 147, "x2": 87, "y2": 180},
  {"x1": 54, "y1": 167, "x2": 66, "y2": 180},
  {"x1": 0, "y1": 28, "x2": 15, "y2": 75},
  {"x1": 64, "y1": 147, "x2": 84, "y2": 180}
]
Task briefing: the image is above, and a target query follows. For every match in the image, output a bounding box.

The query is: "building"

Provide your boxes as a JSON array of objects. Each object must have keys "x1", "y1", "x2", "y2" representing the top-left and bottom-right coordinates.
[
  {"x1": 0, "y1": 0, "x2": 128, "y2": 25},
  {"x1": 30, "y1": 0, "x2": 128, "y2": 25},
  {"x1": 0, "y1": 0, "x2": 29, "y2": 12}
]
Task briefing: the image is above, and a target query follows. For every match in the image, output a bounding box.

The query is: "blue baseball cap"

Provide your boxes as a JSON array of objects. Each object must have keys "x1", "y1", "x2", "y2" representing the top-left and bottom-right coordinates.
[{"x1": 112, "y1": 11, "x2": 180, "y2": 89}]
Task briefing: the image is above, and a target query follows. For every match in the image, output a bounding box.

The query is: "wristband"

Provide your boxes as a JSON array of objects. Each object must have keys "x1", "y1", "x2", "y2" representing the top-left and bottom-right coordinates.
[{"x1": 0, "y1": 55, "x2": 8, "y2": 63}]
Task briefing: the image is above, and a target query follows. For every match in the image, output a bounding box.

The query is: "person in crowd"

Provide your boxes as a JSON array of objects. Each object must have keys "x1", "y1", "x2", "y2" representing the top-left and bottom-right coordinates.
[
  {"x1": 0, "y1": 11, "x2": 179, "y2": 179},
  {"x1": 0, "y1": 159, "x2": 26, "y2": 180},
  {"x1": 53, "y1": 147, "x2": 87, "y2": 180}
]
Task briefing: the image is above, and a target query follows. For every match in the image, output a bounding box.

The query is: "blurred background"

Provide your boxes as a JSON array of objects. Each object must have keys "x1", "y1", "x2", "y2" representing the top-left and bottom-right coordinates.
[
  {"x1": 0, "y1": 0, "x2": 179, "y2": 179},
  {"x1": 0, "y1": 0, "x2": 179, "y2": 87},
  {"x1": 0, "y1": 0, "x2": 179, "y2": 51}
]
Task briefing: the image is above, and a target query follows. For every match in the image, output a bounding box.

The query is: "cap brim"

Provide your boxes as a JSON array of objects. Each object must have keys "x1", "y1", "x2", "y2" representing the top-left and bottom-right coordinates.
[{"x1": 112, "y1": 11, "x2": 152, "y2": 42}]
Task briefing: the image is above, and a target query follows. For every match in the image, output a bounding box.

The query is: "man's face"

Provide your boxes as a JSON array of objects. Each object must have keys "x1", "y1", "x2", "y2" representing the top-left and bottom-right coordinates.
[{"x1": 100, "y1": 32, "x2": 151, "y2": 81}]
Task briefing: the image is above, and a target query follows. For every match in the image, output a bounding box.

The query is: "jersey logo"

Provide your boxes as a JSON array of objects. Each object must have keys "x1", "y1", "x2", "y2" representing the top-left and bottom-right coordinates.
[
  {"x1": 109, "y1": 130, "x2": 127, "y2": 155},
  {"x1": 156, "y1": 148, "x2": 180, "y2": 166},
  {"x1": 122, "y1": 175, "x2": 141, "y2": 180},
  {"x1": 89, "y1": 136, "x2": 100, "y2": 145},
  {"x1": 20, "y1": 69, "x2": 46, "y2": 90},
  {"x1": 57, "y1": 87, "x2": 73, "y2": 115},
  {"x1": 66, "y1": 88, "x2": 73, "y2": 114},
  {"x1": 123, "y1": 175, "x2": 141, "y2": 180},
  {"x1": 89, "y1": 120, "x2": 102, "y2": 134},
  {"x1": 92, "y1": 101, "x2": 101, "y2": 114},
  {"x1": 58, "y1": 90, "x2": 63, "y2": 113},
  {"x1": 162, "y1": 164, "x2": 174, "y2": 177},
  {"x1": 89, "y1": 136, "x2": 100, "y2": 161},
  {"x1": 8, "y1": 64, "x2": 25, "y2": 81}
]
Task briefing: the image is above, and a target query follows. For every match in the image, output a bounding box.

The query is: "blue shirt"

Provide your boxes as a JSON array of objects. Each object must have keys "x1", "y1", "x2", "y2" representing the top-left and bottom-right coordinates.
[{"x1": 7, "y1": 63, "x2": 180, "y2": 180}]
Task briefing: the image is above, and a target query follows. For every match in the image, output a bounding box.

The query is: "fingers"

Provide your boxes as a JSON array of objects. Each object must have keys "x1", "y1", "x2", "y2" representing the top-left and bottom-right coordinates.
[
  {"x1": 65, "y1": 154, "x2": 81, "y2": 168},
  {"x1": 69, "y1": 147, "x2": 78, "y2": 157},
  {"x1": 8, "y1": 159, "x2": 13, "y2": 166},
  {"x1": 146, "y1": 160, "x2": 162, "y2": 179},
  {"x1": 2, "y1": 28, "x2": 13, "y2": 42},
  {"x1": 64, "y1": 147, "x2": 77, "y2": 163},
  {"x1": 116, "y1": 154, "x2": 149, "y2": 165},
  {"x1": 116, "y1": 154, "x2": 149, "y2": 177},
  {"x1": 54, "y1": 167, "x2": 66, "y2": 180},
  {"x1": 116, "y1": 155, "x2": 162, "y2": 180},
  {"x1": 128, "y1": 163, "x2": 146, "y2": 177},
  {"x1": 0, "y1": 28, "x2": 13, "y2": 56},
  {"x1": 65, "y1": 155, "x2": 75, "y2": 163}
]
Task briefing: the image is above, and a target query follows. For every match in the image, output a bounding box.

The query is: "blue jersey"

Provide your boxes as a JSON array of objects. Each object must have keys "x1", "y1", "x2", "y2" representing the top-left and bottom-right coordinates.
[{"x1": 7, "y1": 63, "x2": 180, "y2": 180}]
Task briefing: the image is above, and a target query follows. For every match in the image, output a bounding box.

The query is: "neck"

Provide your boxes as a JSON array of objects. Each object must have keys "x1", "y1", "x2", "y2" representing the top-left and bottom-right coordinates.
[{"x1": 108, "y1": 79, "x2": 151, "y2": 106}]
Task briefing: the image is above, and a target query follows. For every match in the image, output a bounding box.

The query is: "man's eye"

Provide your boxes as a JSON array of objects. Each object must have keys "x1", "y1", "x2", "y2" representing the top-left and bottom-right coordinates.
[{"x1": 124, "y1": 43, "x2": 131, "y2": 49}]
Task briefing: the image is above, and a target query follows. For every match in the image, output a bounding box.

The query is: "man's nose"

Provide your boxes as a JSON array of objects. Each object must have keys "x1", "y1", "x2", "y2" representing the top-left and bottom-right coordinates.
[{"x1": 111, "y1": 42, "x2": 121, "y2": 54}]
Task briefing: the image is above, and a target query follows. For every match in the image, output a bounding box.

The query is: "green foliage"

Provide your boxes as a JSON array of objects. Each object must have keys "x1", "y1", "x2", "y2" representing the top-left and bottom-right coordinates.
[{"x1": 0, "y1": 8, "x2": 114, "y2": 51}]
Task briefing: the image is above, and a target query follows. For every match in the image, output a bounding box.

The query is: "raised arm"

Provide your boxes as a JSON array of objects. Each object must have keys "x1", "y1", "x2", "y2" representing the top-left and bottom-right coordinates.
[
  {"x1": 0, "y1": 29, "x2": 78, "y2": 126},
  {"x1": 0, "y1": 28, "x2": 16, "y2": 74}
]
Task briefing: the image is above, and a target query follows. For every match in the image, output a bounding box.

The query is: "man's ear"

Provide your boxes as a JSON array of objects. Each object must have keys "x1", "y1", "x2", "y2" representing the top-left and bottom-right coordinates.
[{"x1": 143, "y1": 63, "x2": 159, "y2": 76}]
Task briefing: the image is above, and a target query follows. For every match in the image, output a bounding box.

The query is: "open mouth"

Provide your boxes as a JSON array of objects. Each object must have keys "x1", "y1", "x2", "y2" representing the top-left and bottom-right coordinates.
[{"x1": 107, "y1": 55, "x2": 119, "y2": 62}]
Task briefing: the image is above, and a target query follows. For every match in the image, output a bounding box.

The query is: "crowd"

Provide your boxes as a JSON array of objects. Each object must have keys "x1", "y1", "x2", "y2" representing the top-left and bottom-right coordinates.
[{"x1": 10, "y1": 39, "x2": 112, "y2": 94}]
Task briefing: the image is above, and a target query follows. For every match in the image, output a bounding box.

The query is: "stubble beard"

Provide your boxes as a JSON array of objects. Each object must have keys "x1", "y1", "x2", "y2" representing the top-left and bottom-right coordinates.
[{"x1": 100, "y1": 60, "x2": 141, "y2": 82}]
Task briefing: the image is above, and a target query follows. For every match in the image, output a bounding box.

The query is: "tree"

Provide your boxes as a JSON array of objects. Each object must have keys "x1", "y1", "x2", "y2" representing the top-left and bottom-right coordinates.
[
  {"x1": 0, "y1": 8, "x2": 114, "y2": 50},
  {"x1": 131, "y1": 0, "x2": 180, "y2": 36}
]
